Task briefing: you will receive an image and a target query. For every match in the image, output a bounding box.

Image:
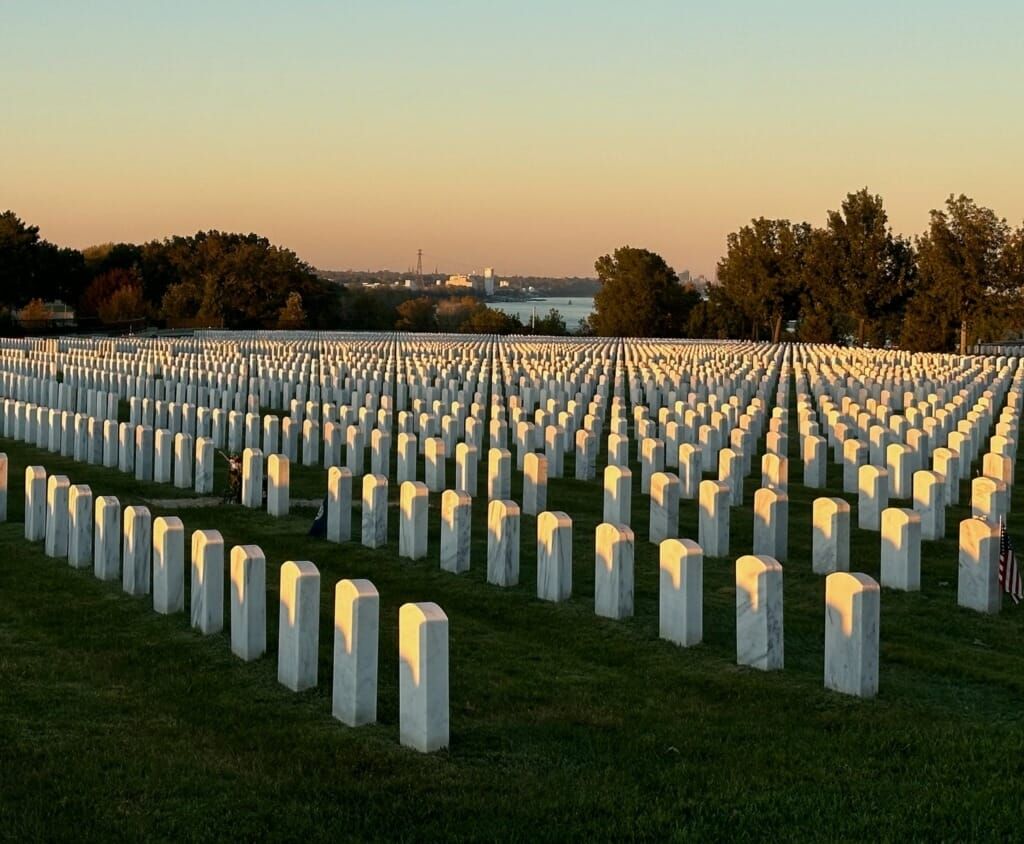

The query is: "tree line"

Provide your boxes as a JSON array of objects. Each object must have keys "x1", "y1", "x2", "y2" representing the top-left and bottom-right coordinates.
[
  {"x1": 4, "y1": 189, "x2": 1022, "y2": 350},
  {"x1": 589, "y1": 190, "x2": 1024, "y2": 352},
  {"x1": 0, "y1": 211, "x2": 567, "y2": 335}
]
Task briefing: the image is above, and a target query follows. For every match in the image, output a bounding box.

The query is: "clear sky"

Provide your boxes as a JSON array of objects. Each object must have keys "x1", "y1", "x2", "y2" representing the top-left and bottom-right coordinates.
[{"x1": 3, "y1": 1, "x2": 1023, "y2": 278}]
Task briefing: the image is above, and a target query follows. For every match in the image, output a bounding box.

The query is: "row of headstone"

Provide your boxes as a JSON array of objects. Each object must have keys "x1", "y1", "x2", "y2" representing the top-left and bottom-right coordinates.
[{"x1": 20, "y1": 461, "x2": 450, "y2": 753}]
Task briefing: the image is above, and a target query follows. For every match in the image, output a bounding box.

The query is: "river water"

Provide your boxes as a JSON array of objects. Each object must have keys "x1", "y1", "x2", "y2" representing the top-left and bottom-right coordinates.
[{"x1": 490, "y1": 296, "x2": 595, "y2": 330}]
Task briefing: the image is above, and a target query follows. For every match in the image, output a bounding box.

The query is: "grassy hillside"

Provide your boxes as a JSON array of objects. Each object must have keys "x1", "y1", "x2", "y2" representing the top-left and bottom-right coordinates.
[{"x1": 1, "y1": 398, "x2": 1022, "y2": 841}]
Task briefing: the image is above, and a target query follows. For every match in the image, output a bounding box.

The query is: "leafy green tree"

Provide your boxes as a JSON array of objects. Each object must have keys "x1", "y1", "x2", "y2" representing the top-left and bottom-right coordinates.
[
  {"x1": 693, "y1": 283, "x2": 749, "y2": 339},
  {"x1": 716, "y1": 218, "x2": 811, "y2": 342},
  {"x1": 915, "y1": 195, "x2": 1012, "y2": 353},
  {"x1": 458, "y1": 304, "x2": 521, "y2": 334},
  {"x1": 0, "y1": 211, "x2": 44, "y2": 305},
  {"x1": 802, "y1": 190, "x2": 915, "y2": 345},
  {"x1": 899, "y1": 284, "x2": 957, "y2": 351},
  {"x1": 589, "y1": 246, "x2": 691, "y2": 337},
  {"x1": 0, "y1": 211, "x2": 87, "y2": 307},
  {"x1": 531, "y1": 308, "x2": 567, "y2": 336}
]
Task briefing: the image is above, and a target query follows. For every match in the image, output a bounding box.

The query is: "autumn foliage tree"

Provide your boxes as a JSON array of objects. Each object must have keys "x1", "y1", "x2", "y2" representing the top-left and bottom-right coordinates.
[
  {"x1": 98, "y1": 284, "x2": 149, "y2": 324},
  {"x1": 276, "y1": 292, "x2": 307, "y2": 329}
]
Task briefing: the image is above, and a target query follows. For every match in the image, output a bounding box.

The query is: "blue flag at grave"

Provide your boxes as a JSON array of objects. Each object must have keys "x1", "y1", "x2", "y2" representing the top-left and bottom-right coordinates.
[{"x1": 308, "y1": 495, "x2": 328, "y2": 537}]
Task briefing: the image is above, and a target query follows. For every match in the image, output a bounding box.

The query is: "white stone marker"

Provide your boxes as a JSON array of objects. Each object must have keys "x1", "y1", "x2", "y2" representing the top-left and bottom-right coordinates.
[
  {"x1": 594, "y1": 522, "x2": 634, "y2": 620},
  {"x1": 932, "y1": 447, "x2": 959, "y2": 506},
  {"x1": 154, "y1": 428, "x2": 173, "y2": 483},
  {"x1": 608, "y1": 432, "x2": 628, "y2": 467},
  {"x1": 537, "y1": 510, "x2": 572, "y2": 602},
  {"x1": 913, "y1": 469, "x2": 945, "y2": 541},
  {"x1": 327, "y1": 466, "x2": 353, "y2": 543},
  {"x1": 44, "y1": 474, "x2": 70, "y2": 558},
  {"x1": 174, "y1": 433, "x2": 193, "y2": 489},
  {"x1": 486, "y1": 499, "x2": 520, "y2": 587},
  {"x1": 399, "y1": 481, "x2": 429, "y2": 560},
  {"x1": 24, "y1": 465, "x2": 46, "y2": 542},
  {"x1": 880, "y1": 507, "x2": 921, "y2": 591},
  {"x1": 886, "y1": 442, "x2": 912, "y2": 498},
  {"x1": 678, "y1": 443, "x2": 700, "y2": 500},
  {"x1": 152, "y1": 516, "x2": 184, "y2": 614},
  {"x1": 397, "y1": 432, "x2": 417, "y2": 484},
  {"x1": 857, "y1": 465, "x2": 888, "y2": 531},
  {"x1": 752, "y1": 487, "x2": 788, "y2": 562},
  {"x1": 68, "y1": 484, "x2": 93, "y2": 569},
  {"x1": 344, "y1": 424, "x2": 362, "y2": 474},
  {"x1": 522, "y1": 452, "x2": 548, "y2": 516},
  {"x1": 803, "y1": 435, "x2": 827, "y2": 488},
  {"x1": 812, "y1": 497, "x2": 850, "y2": 575},
  {"x1": 242, "y1": 447, "x2": 263, "y2": 508},
  {"x1": 123, "y1": 422, "x2": 141, "y2": 475},
  {"x1": 957, "y1": 517, "x2": 1001, "y2": 613},
  {"x1": 93, "y1": 496, "x2": 121, "y2": 581},
  {"x1": 267, "y1": 454, "x2": 290, "y2": 517},
  {"x1": 135, "y1": 425, "x2": 154, "y2": 481},
  {"x1": 837, "y1": 436, "x2": 864, "y2": 492},
  {"x1": 103, "y1": 419, "x2": 118, "y2": 468},
  {"x1": 659, "y1": 538, "x2": 702, "y2": 647},
  {"x1": 487, "y1": 447, "x2": 512, "y2": 500},
  {"x1": 278, "y1": 560, "x2": 321, "y2": 691},
  {"x1": 761, "y1": 453, "x2": 788, "y2": 493},
  {"x1": 575, "y1": 430, "x2": 596, "y2": 480},
  {"x1": 191, "y1": 529, "x2": 224, "y2": 634},
  {"x1": 971, "y1": 476, "x2": 1008, "y2": 525},
  {"x1": 718, "y1": 447, "x2": 743, "y2": 507},
  {"x1": 424, "y1": 437, "x2": 446, "y2": 492},
  {"x1": 333, "y1": 578, "x2": 379, "y2": 727},
  {"x1": 824, "y1": 572, "x2": 880, "y2": 698},
  {"x1": 454, "y1": 442, "x2": 478, "y2": 497},
  {"x1": 736, "y1": 554, "x2": 784, "y2": 671},
  {"x1": 302, "y1": 420, "x2": 320, "y2": 467},
  {"x1": 230, "y1": 544, "x2": 266, "y2": 661},
  {"x1": 122, "y1": 505, "x2": 152, "y2": 596},
  {"x1": 603, "y1": 464, "x2": 632, "y2": 526},
  {"x1": 698, "y1": 479, "x2": 730, "y2": 558},
  {"x1": 649, "y1": 471, "x2": 680, "y2": 545},
  {"x1": 640, "y1": 437, "x2": 665, "y2": 494},
  {"x1": 440, "y1": 489, "x2": 472, "y2": 573},
  {"x1": 361, "y1": 474, "x2": 389, "y2": 549},
  {"x1": 399, "y1": 601, "x2": 449, "y2": 753},
  {"x1": 983, "y1": 451, "x2": 1013, "y2": 494},
  {"x1": 544, "y1": 424, "x2": 565, "y2": 478},
  {"x1": 195, "y1": 436, "x2": 214, "y2": 494}
]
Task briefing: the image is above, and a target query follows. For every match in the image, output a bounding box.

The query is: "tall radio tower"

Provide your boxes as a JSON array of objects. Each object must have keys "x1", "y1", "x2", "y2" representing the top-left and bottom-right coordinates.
[{"x1": 416, "y1": 249, "x2": 423, "y2": 281}]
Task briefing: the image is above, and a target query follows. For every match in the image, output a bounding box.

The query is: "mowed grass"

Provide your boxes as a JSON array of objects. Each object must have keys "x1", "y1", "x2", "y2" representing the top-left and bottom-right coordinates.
[{"x1": 1, "y1": 397, "x2": 1024, "y2": 842}]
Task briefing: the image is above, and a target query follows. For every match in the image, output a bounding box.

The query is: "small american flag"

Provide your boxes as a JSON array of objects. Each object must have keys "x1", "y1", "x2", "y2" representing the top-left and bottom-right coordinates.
[{"x1": 998, "y1": 517, "x2": 1023, "y2": 605}]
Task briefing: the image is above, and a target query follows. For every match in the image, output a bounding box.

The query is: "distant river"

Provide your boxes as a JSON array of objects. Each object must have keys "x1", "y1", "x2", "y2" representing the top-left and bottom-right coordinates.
[{"x1": 490, "y1": 296, "x2": 595, "y2": 330}]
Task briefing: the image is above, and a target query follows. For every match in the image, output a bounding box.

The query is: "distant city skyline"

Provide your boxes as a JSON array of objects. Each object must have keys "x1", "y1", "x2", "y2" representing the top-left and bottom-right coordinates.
[{"x1": 3, "y1": 1, "x2": 1023, "y2": 278}]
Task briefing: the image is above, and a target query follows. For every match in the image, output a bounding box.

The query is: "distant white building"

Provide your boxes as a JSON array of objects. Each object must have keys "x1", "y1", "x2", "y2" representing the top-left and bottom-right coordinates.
[{"x1": 483, "y1": 267, "x2": 495, "y2": 296}]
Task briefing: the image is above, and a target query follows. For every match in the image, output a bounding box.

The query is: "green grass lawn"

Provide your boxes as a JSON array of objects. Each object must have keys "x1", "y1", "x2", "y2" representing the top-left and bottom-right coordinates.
[{"x1": 1, "y1": 403, "x2": 1023, "y2": 841}]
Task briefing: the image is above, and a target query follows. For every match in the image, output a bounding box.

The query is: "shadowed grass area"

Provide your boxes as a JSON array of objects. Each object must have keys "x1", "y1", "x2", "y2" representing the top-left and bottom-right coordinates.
[{"x1": 1, "y1": 404, "x2": 1023, "y2": 841}]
